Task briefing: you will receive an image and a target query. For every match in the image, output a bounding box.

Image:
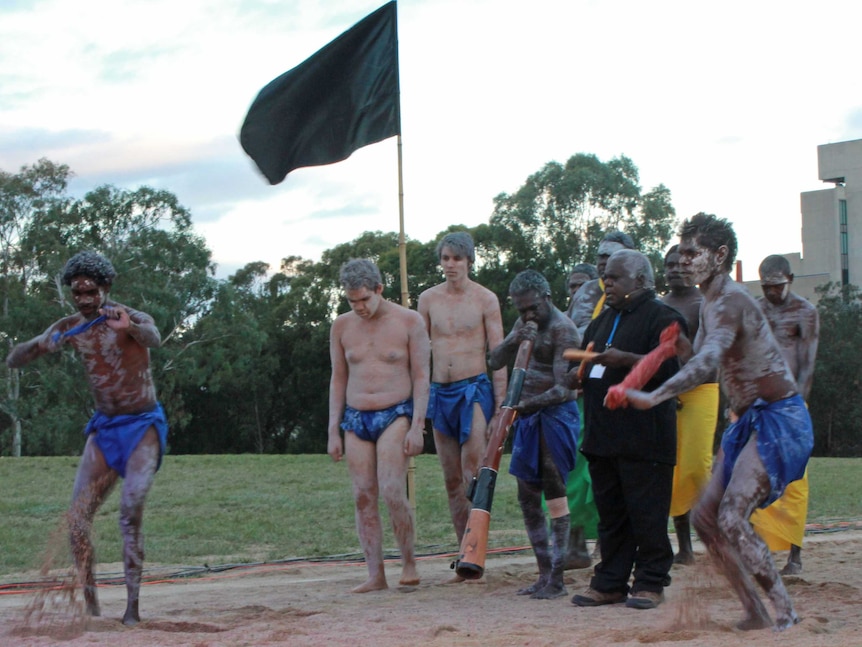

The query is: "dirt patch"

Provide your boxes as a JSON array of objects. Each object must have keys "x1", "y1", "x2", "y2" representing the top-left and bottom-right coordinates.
[{"x1": 2, "y1": 532, "x2": 860, "y2": 646}]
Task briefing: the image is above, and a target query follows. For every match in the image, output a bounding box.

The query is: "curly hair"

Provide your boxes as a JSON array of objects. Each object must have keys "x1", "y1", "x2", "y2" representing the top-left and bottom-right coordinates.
[
  {"x1": 679, "y1": 213, "x2": 738, "y2": 272},
  {"x1": 509, "y1": 269, "x2": 551, "y2": 297},
  {"x1": 62, "y1": 251, "x2": 116, "y2": 287}
]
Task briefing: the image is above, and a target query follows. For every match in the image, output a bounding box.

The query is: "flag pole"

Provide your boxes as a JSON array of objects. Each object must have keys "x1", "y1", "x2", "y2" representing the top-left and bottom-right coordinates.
[{"x1": 396, "y1": 134, "x2": 417, "y2": 515}]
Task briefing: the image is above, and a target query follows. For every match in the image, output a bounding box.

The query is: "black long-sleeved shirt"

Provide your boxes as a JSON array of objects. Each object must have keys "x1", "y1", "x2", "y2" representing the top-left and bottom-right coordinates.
[{"x1": 581, "y1": 290, "x2": 686, "y2": 464}]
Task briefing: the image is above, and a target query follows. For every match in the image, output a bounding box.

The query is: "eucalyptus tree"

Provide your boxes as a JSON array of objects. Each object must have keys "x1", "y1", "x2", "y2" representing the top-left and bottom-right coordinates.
[
  {"x1": 477, "y1": 153, "x2": 678, "y2": 325},
  {"x1": 0, "y1": 159, "x2": 216, "y2": 456}
]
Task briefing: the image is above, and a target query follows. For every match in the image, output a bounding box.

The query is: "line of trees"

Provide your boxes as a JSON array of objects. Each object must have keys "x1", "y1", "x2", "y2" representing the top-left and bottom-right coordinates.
[{"x1": 1, "y1": 156, "x2": 859, "y2": 457}]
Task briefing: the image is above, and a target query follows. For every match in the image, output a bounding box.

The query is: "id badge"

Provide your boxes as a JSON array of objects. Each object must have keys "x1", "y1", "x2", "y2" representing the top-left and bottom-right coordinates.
[{"x1": 589, "y1": 364, "x2": 605, "y2": 379}]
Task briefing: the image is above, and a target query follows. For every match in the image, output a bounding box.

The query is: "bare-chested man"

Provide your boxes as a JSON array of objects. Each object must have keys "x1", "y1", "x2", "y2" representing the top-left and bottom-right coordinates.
[
  {"x1": 750, "y1": 254, "x2": 819, "y2": 575},
  {"x1": 327, "y1": 258, "x2": 430, "y2": 593},
  {"x1": 488, "y1": 270, "x2": 579, "y2": 600},
  {"x1": 662, "y1": 245, "x2": 720, "y2": 565},
  {"x1": 6, "y1": 251, "x2": 168, "y2": 626},
  {"x1": 418, "y1": 233, "x2": 506, "y2": 576},
  {"x1": 626, "y1": 214, "x2": 813, "y2": 631}
]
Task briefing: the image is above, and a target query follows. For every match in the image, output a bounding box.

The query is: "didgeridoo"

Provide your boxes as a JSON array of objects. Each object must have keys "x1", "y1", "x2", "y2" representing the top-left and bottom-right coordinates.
[{"x1": 453, "y1": 325, "x2": 536, "y2": 580}]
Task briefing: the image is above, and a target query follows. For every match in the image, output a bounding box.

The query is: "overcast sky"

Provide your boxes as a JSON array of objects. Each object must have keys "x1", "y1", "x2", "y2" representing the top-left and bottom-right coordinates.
[{"x1": 2, "y1": 0, "x2": 861, "y2": 281}]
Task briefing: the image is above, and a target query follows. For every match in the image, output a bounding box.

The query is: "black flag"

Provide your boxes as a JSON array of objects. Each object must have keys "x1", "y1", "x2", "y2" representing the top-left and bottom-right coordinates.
[{"x1": 240, "y1": 2, "x2": 400, "y2": 185}]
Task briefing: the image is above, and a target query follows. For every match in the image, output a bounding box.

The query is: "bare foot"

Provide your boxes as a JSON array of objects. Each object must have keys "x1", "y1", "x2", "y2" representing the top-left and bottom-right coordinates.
[
  {"x1": 735, "y1": 613, "x2": 773, "y2": 631},
  {"x1": 779, "y1": 560, "x2": 802, "y2": 575},
  {"x1": 516, "y1": 576, "x2": 548, "y2": 596},
  {"x1": 673, "y1": 550, "x2": 695, "y2": 565},
  {"x1": 531, "y1": 582, "x2": 568, "y2": 600},
  {"x1": 351, "y1": 576, "x2": 388, "y2": 593},
  {"x1": 399, "y1": 563, "x2": 420, "y2": 586},
  {"x1": 122, "y1": 599, "x2": 140, "y2": 626},
  {"x1": 774, "y1": 610, "x2": 801, "y2": 631}
]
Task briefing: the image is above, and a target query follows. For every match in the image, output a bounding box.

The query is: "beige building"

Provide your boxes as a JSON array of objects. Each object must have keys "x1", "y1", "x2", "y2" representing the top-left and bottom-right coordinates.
[{"x1": 744, "y1": 137, "x2": 862, "y2": 302}]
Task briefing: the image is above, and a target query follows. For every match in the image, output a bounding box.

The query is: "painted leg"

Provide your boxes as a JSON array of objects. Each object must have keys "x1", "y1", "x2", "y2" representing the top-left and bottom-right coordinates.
[
  {"x1": 533, "y1": 514, "x2": 569, "y2": 599},
  {"x1": 68, "y1": 436, "x2": 118, "y2": 618},
  {"x1": 719, "y1": 439, "x2": 799, "y2": 631},
  {"x1": 673, "y1": 513, "x2": 695, "y2": 565},
  {"x1": 692, "y1": 448, "x2": 772, "y2": 631},
  {"x1": 779, "y1": 545, "x2": 802, "y2": 575},
  {"x1": 516, "y1": 481, "x2": 551, "y2": 596},
  {"x1": 118, "y1": 428, "x2": 159, "y2": 626}
]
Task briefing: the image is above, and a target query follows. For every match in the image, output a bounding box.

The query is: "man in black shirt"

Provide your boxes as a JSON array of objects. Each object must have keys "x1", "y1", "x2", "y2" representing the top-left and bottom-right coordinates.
[{"x1": 567, "y1": 249, "x2": 686, "y2": 610}]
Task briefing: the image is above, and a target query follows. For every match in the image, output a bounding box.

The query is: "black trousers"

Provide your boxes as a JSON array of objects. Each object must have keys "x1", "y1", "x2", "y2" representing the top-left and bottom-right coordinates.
[{"x1": 586, "y1": 454, "x2": 674, "y2": 594}]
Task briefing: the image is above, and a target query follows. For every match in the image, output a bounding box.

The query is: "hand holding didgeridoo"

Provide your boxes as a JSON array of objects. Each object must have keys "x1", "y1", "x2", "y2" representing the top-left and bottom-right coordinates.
[{"x1": 452, "y1": 323, "x2": 536, "y2": 580}]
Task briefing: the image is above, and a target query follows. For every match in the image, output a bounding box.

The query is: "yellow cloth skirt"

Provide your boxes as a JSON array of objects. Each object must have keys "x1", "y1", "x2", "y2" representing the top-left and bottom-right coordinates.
[
  {"x1": 750, "y1": 469, "x2": 809, "y2": 550},
  {"x1": 670, "y1": 382, "x2": 719, "y2": 517}
]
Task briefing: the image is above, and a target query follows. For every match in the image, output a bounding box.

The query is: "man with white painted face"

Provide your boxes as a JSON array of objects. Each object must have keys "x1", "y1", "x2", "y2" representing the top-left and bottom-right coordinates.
[
  {"x1": 6, "y1": 251, "x2": 167, "y2": 626},
  {"x1": 567, "y1": 249, "x2": 685, "y2": 611},
  {"x1": 328, "y1": 258, "x2": 431, "y2": 593},
  {"x1": 749, "y1": 254, "x2": 819, "y2": 575},
  {"x1": 625, "y1": 213, "x2": 813, "y2": 631},
  {"x1": 488, "y1": 270, "x2": 579, "y2": 600}
]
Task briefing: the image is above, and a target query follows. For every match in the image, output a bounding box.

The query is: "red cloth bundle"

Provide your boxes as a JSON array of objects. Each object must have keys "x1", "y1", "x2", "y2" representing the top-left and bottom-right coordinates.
[{"x1": 604, "y1": 321, "x2": 680, "y2": 409}]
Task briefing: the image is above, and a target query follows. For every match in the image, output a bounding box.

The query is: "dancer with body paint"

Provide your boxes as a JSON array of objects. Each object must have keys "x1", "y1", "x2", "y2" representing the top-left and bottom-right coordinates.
[
  {"x1": 7, "y1": 251, "x2": 168, "y2": 626},
  {"x1": 625, "y1": 214, "x2": 813, "y2": 631}
]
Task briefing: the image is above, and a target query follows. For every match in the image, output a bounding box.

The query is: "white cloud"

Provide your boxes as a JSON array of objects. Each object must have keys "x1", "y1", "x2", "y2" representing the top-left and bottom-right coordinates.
[{"x1": 2, "y1": 0, "x2": 862, "y2": 280}]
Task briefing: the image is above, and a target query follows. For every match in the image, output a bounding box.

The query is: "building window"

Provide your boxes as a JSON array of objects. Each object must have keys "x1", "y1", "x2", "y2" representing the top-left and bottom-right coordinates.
[{"x1": 839, "y1": 199, "x2": 849, "y2": 286}]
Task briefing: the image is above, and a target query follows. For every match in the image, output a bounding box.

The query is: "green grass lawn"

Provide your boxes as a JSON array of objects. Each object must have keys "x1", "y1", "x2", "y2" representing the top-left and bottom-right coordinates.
[{"x1": 0, "y1": 455, "x2": 858, "y2": 581}]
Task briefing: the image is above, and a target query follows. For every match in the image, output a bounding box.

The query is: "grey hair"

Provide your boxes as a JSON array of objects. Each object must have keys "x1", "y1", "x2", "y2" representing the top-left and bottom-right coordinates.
[
  {"x1": 436, "y1": 231, "x2": 475, "y2": 265},
  {"x1": 339, "y1": 258, "x2": 383, "y2": 291},
  {"x1": 610, "y1": 249, "x2": 655, "y2": 289},
  {"x1": 602, "y1": 230, "x2": 635, "y2": 249},
  {"x1": 509, "y1": 269, "x2": 551, "y2": 297},
  {"x1": 62, "y1": 251, "x2": 116, "y2": 287}
]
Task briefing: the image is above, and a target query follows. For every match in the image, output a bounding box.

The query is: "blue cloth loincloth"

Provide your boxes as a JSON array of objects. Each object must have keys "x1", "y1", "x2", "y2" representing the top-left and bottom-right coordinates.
[
  {"x1": 721, "y1": 394, "x2": 813, "y2": 507},
  {"x1": 341, "y1": 399, "x2": 414, "y2": 443},
  {"x1": 427, "y1": 374, "x2": 495, "y2": 445},
  {"x1": 509, "y1": 400, "x2": 580, "y2": 486},
  {"x1": 85, "y1": 403, "x2": 169, "y2": 478}
]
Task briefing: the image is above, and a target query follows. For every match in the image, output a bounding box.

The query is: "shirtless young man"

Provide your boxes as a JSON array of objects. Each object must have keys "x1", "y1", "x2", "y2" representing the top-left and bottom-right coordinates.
[
  {"x1": 418, "y1": 233, "x2": 507, "y2": 573},
  {"x1": 327, "y1": 258, "x2": 431, "y2": 593},
  {"x1": 626, "y1": 214, "x2": 813, "y2": 631},
  {"x1": 6, "y1": 251, "x2": 168, "y2": 626},
  {"x1": 662, "y1": 245, "x2": 720, "y2": 565},
  {"x1": 488, "y1": 270, "x2": 580, "y2": 600},
  {"x1": 750, "y1": 255, "x2": 820, "y2": 574}
]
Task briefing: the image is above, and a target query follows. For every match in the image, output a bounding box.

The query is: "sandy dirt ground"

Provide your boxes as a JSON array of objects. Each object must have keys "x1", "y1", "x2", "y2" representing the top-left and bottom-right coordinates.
[{"x1": 1, "y1": 530, "x2": 860, "y2": 647}]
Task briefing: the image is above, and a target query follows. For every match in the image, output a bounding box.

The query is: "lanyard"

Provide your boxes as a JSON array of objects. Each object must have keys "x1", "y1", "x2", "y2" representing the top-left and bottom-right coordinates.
[{"x1": 606, "y1": 311, "x2": 622, "y2": 348}]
